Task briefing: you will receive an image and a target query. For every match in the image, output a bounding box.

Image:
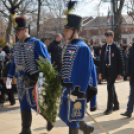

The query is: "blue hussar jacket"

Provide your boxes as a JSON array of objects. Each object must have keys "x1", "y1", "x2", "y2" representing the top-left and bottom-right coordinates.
[
  {"x1": 8, "y1": 37, "x2": 51, "y2": 79},
  {"x1": 59, "y1": 39, "x2": 94, "y2": 129},
  {"x1": 62, "y1": 40, "x2": 94, "y2": 93}
]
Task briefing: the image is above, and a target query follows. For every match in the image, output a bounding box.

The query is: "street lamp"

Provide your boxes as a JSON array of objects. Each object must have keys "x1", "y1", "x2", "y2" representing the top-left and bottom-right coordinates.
[{"x1": 101, "y1": 0, "x2": 120, "y2": 31}]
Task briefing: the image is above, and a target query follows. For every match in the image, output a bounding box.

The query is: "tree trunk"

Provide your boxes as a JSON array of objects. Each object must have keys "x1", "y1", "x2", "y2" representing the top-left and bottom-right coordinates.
[
  {"x1": 37, "y1": 0, "x2": 41, "y2": 37},
  {"x1": 113, "y1": 0, "x2": 125, "y2": 44},
  {"x1": 6, "y1": 16, "x2": 12, "y2": 44},
  {"x1": 113, "y1": 12, "x2": 122, "y2": 44}
]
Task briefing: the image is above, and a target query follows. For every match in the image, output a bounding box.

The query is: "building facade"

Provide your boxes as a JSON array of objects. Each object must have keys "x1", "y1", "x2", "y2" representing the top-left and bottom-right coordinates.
[{"x1": 81, "y1": 15, "x2": 134, "y2": 45}]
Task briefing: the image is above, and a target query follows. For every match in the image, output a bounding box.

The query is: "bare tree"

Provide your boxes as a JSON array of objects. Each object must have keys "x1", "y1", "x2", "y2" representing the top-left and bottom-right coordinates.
[
  {"x1": 0, "y1": 0, "x2": 37, "y2": 43},
  {"x1": 113, "y1": 0, "x2": 125, "y2": 44},
  {"x1": 126, "y1": 0, "x2": 134, "y2": 20}
]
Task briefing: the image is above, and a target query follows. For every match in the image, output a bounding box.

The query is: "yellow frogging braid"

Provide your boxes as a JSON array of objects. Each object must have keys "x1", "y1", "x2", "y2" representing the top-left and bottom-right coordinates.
[{"x1": 11, "y1": 14, "x2": 18, "y2": 28}]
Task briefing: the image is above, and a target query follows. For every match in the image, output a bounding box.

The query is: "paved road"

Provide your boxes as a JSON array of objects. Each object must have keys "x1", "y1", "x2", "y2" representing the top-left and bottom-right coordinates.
[{"x1": 0, "y1": 81, "x2": 134, "y2": 134}]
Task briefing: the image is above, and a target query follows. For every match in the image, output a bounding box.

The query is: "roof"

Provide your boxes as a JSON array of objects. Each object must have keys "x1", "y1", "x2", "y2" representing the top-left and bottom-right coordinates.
[{"x1": 83, "y1": 15, "x2": 134, "y2": 30}]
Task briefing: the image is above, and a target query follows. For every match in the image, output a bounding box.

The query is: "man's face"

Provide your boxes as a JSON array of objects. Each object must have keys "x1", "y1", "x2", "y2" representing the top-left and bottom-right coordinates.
[
  {"x1": 64, "y1": 28, "x2": 74, "y2": 40},
  {"x1": 15, "y1": 28, "x2": 26, "y2": 41},
  {"x1": 105, "y1": 36, "x2": 113, "y2": 44},
  {"x1": 56, "y1": 36, "x2": 62, "y2": 42},
  {"x1": 0, "y1": 47, "x2": 2, "y2": 51}
]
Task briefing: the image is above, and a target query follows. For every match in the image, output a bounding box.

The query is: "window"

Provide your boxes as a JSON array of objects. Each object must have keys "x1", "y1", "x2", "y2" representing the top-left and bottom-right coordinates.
[{"x1": 122, "y1": 38, "x2": 127, "y2": 44}]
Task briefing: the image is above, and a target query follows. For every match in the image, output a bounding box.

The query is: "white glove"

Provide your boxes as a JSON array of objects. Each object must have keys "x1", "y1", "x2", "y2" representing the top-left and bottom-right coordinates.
[
  {"x1": 70, "y1": 95, "x2": 78, "y2": 102},
  {"x1": 39, "y1": 72, "x2": 43, "y2": 78},
  {"x1": 6, "y1": 78, "x2": 12, "y2": 89},
  {"x1": 38, "y1": 72, "x2": 44, "y2": 87}
]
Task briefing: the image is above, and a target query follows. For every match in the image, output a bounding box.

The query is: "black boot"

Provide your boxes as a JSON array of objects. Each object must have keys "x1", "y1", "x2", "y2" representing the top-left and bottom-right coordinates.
[
  {"x1": 121, "y1": 111, "x2": 132, "y2": 117},
  {"x1": 20, "y1": 110, "x2": 32, "y2": 134},
  {"x1": 90, "y1": 106, "x2": 97, "y2": 112},
  {"x1": 79, "y1": 121, "x2": 94, "y2": 134},
  {"x1": 69, "y1": 128, "x2": 79, "y2": 134}
]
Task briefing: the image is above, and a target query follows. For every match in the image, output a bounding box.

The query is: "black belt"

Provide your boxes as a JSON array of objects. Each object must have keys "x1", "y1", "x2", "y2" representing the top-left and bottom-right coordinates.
[{"x1": 106, "y1": 64, "x2": 111, "y2": 68}]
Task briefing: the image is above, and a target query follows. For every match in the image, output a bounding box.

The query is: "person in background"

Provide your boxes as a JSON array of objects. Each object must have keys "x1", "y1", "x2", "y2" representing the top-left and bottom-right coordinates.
[
  {"x1": 3, "y1": 43, "x2": 11, "y2": 55},
  {"x1": 126, "y1": 43, "x2": 132, "y2": 52},
  {"x1": 0, "y1": 45, "x2": 6, "y2": 77},
  {"x1": 48, "y1": 33, "x2": 63, "y2": 72},
  {"x1": 5, "y1": 53, "x2": 12, "y2": 64},
  {"x1": 3, "y1": 57, "x2": 16, "y2": 105},
  {"x1": 121, "y1": 42, "x2": 134, "y2": 117},
  {"x1": 90, "y1": 47, "x2": 98, "y2": 111},
  {"x1": 99, "y1": 31, "x2": 122, "y2": 115},
  {"x1": 121, "y1": 44, "x2": 128, "y2": 81}
]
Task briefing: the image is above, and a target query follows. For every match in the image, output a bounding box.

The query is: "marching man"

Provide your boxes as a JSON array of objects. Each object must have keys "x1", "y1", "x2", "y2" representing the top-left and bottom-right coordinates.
[
  {"x1": 59, "y1": 1, "x2": 97, "y2": 134},
  {"x1": 6, "y1": 6, "x2": 54, "y2": 134}
]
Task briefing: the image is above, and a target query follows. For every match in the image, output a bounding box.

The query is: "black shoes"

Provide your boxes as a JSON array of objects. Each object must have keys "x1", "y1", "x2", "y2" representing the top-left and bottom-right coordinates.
[
  {"x1": 69, "y1": 128, "x2": 79, "y2": 134},
  {"x1": 113, "y1": 106, "x2": 119, "y2": 111},
  {"x1": 120, "y1": 112, "x2": 132, "y2": 117},
  {"x1": 79, "y1": 121, "x2": 94, "y2": 134},
  {"x1": 90, "y1": 107, "x2": 97, "y2": 112},
  {"x1": 104, "y1": 109, "x2": 113, "y2": 115},
  {"x1": 19, "y1": 110, "x2": 32, "y2": 134},
  {"x1": 69, "y1": 121, "x2": 94, "y2": 134},
  {"x1": 10, "y1": 101, "x2": 16, "y2": 106}
]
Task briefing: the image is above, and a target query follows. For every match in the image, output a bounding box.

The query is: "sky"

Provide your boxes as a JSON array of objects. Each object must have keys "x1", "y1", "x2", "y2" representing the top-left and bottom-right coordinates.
[{"x1": 71, "y1": 0, "x2": 127, "y2": 18}]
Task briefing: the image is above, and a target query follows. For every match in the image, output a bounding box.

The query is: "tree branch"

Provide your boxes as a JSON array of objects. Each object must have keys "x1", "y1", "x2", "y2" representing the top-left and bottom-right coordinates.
[
  {"x1": 1, "y1": 0, "x2": 10, "y2": 11},
  {"x1": 119, "y1": 0, "x2": 125, "y2": 12},
  {"x1": 15, "y1": 0, "x2": 24, "y2": 7},
  {"x1": 0, "y1": 10, "x2": 9, "y2": 18}
]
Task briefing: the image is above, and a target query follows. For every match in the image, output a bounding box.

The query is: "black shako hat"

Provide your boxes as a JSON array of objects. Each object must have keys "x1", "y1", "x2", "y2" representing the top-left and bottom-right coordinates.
[
  {"x1": 14, "y1": 17, "x2": 28, "y2": 31},
  {"x1": 64, "y1": 14, "x2": 82, "y2": 30}
]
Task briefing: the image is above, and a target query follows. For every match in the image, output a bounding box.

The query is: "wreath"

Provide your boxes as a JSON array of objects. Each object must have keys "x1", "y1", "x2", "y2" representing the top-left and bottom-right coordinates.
[{"x1": 36, "y1": 56, "x2": 62, "y2": 122}]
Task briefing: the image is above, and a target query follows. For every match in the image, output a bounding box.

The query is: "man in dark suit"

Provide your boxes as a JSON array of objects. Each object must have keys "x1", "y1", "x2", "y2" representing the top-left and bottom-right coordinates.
[
  {"x1": 48, "y1": 33, "x2": 63, "y2": 72},
  {"x1": 99, "y1": 31, "x2": 122, "y2": 115},
  {"x1": 121, "y1": 43, "x2": 134, "y2": 117}
]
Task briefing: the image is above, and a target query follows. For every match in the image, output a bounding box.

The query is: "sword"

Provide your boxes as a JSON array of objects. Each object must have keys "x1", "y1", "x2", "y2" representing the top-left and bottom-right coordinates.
[{"x1": 86, "y1": 110, "x2": 109, "y2": 134}]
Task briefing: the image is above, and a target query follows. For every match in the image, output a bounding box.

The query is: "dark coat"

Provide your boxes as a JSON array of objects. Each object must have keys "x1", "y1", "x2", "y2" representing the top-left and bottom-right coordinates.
[
  {"x1": 3, "y1": 46, "x2": 11, "y2": 55},
  {"x1": 100, "y1": 42, "x2": 122, "y2": 78},
  {"x1": 127, "y1": 44, "x2": 134, "y2": 85},
  {"x1": 48, "y1": 40, "x2": 63, "y2": 64},
  {"x1": 3, "y1": 62, "x2": 11, "y2": 77}
]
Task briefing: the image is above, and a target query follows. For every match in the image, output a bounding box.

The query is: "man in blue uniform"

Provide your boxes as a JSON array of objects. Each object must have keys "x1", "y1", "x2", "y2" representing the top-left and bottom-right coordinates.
[
  {"x1": 6, "y1": 16, "x2": 53, "y2": 134},
  {"x1": 59, "y1": 1, "x2": 97, "y2": 134}
]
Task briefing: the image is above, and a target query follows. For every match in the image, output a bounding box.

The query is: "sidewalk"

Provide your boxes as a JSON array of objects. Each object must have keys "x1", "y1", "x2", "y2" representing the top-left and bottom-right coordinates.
[{"x1": 0, "y1": 81, "x2": 134, "y2": 134}]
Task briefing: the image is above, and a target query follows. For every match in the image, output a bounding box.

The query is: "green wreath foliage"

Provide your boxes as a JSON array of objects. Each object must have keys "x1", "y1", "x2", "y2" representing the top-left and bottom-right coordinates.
[{"x1": 37, "y1": 56, "x2": 62, "y2": 122}]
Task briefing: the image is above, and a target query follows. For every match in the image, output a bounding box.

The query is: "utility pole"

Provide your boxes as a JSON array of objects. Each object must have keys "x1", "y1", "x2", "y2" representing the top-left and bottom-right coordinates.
[
  {"x1": 102, "y1": 0, "x2": 119, "y2": 31},
  {"x1": 111, "y1": 0, "x2": 114, "y2": 31}
]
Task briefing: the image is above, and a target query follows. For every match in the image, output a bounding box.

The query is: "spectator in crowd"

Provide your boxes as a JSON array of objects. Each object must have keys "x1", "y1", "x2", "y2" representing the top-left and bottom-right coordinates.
[
  {"x1": 3, "y1": 59, "x2": 16, "y2": 105},
  {"x1": 121, "y1": 42, "x2": 134, "y2": 117},
  {"x1": 48, "y1": 33, "x2": 63, "y2": 72},
  {"x1": 121, "y1": 44, "x2": 128, "y2": 81},
  {"x1": 0, "y1": 45, "x2": 6, "y2": 77},
  {"x1": 90, "y1": 46, "x2": 101, "y2": 84},
  {"x1": 126, "y1": 43, "x2": 132, "y2": 52},
  {"x1": 5, "y1": 53, "x2": 12, "y2": 64},
  {"x1": 0, "y1": 54, "x2": 16, "y2": 106},
  {"x1": 3, "y1": 43, "x2": 11, "y2": 55},
  {"x1": 0, "y1": 78, "x2": 5, "y2": 106}
]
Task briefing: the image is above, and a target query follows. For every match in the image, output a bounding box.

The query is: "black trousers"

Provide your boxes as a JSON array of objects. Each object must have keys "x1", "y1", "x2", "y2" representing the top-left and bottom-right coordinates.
[
  {"x1": 106, "y1": 67, "x2": 119, "y2": 110},
  {"x1": 52, "y1": 62, "x2": 62, "y2": 72}
]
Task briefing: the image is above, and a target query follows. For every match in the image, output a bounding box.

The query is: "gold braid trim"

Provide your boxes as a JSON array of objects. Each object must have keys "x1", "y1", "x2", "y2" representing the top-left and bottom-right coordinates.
[{"x1": 11, "y1": 14, "x2": 18, "y2": 28}]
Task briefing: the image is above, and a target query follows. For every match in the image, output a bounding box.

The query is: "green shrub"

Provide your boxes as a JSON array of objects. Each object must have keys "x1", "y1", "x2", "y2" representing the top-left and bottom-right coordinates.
[{"x1": 0, "y1": 38, "x2": 5, "y2": 47}]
